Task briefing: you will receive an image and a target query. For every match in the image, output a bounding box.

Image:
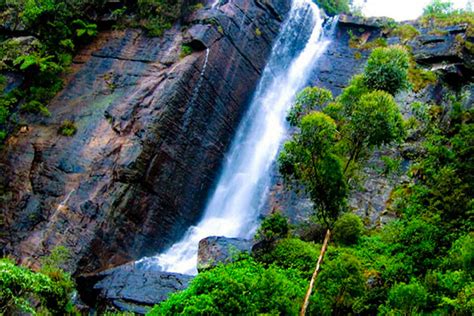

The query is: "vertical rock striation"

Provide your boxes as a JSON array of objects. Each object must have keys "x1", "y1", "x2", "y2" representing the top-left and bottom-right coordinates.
[{"x1": 0, "y1": 0, "x2": 291, "y2": 274}]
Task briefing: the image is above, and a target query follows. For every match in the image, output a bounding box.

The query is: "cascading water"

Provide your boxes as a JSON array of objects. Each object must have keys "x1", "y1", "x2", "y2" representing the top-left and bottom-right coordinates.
[{"x1": 137, "y1": 0, "x2": 336, "y2": 275}]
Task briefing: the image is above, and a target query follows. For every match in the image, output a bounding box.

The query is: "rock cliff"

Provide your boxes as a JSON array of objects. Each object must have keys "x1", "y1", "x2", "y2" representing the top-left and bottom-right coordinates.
[{"x1": 0, "y1": 0, "x2": 291, "y2": 274}]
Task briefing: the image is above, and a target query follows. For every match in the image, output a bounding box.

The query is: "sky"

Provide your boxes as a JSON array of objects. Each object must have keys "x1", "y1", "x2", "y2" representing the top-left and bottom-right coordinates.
[{"x1": 352, "y1": 0, "x2": 472, "y2": 21}]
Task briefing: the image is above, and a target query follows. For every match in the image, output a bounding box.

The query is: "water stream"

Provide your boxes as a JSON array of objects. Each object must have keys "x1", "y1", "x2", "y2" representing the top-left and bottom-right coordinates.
[{"x1": 138, "y1": 0, "x2": 336, "y2": 275}]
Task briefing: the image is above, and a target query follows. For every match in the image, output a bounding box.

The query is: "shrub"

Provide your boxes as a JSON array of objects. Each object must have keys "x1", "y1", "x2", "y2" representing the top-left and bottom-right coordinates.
[
  {"x1": 149, "y1": 258, "x2": 306, "y2": 315},
  {"x1": 310, "y1": 252, "x2": 365, "y2": 315},
  {"x1": 137, "y1": 0, "x2": 184, "y2": 37},
  {"x1": 384, "y1": 280, "x2": 428, "y2": 314},
  {"x1": 391, "y1": 24, "x2": 420, "y2": 43},
  {"x1": 316, "y1": 0, "x2": 350, "y2": 16},
  {"x1": 255, "y1": 238, "x2": 320, "y2": 278},
  {"x1": 58, "y1": 120, "x2": 77, "y2": 136},
  {"x1": 179, "y1": 44, "x2": 193, "y2": 58},
  {"x1": 255, "y1": 212, "x2": 289, "y2": 242},
  {"x1": 409, "y1": 63, "x2": 437, "y2": 92},
  {"x1": 333, "y1": 213, "x2": 364, "y2": 245},
  {"x1": 363, "y1": 46, "x2": 411, "y2": 96},
  {"x1": 0, "y1": 258, "x2": 75, "y2": 315},
  {"x1": 21, "y1": 100, "x2": 51, "y2": 116}
]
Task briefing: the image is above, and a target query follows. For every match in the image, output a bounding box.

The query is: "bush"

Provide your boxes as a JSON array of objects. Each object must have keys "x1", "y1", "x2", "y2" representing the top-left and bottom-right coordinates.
[
  {"x1": 333, "y1": 213, "x2": 364, "y2": 245},
  {"x1": 0, "y1": 258, "x2": 75, "y2": 315},
  {"x1": 149, "y1": 258, "x2": 306, "y2": 315},
  {"x1": 315, "y1": 0, "x2": 350, "y2": 16},
  {"x1": 384, "y1": 280, "x2": 428, "y2": 314},
  {"x1": 310, "y1": 252, "x2": 365, "y2": 315},
  {"x1": 363, "y1": 46, "x2": 411, "y2": 96},
  {"x1": 58, "y1": 120, "x2": 77, "y2": 136},
  {"x1": 255, "y1": 212, "x2": 289, "y2": 242},
  {"x1": 255, "y1": 238, "x2": 320, "y2": 278},
  {"x1": 391, "y1": 24, "x2": 420, "y2": 43},
  {"x1": 179, "y1": 44, "x2": 193, "y2": 58},
  {"x1": 137, "y1": 0, "x2": 184, "y2": 36}
]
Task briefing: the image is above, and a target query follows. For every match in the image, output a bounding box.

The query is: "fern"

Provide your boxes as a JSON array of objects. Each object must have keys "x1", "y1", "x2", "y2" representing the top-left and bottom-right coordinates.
[{"x1": 73, "y1": 19, "x2": 97, "y2": 37}]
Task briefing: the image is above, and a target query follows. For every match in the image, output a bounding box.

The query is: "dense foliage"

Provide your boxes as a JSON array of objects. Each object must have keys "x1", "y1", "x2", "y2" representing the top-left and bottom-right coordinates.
[
  {"x1": 148, "y1": 258, "x2": 307, "y2": 315},
  {"x1": 0, "y1": 0, "x2": 104, "y2": 143},
  {"x1": 0, "y1": 247, "x2": 75, "y2": 315},
  {"x1": 315, "y1": 0, "x2": 350, "y2": 16}
]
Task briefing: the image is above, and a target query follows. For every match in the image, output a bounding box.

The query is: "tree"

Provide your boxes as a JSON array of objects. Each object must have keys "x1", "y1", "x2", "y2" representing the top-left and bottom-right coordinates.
[
  {"x1": 287, "y1": 87, "x2": 333, "y2": 126},
  {"x1": 279, "y1": 112, "x2": 347, "y2": 228},
  {"x1": 333, "y1": 213, "x2": 364, "y2": 245},
  {"x1": 255, "y1": 212, "x2": 289, "y2": 242},
  {"x1": 423, "y1": 0, "x2": 454, "y2": 18},
  {"x1": 382, "y1": 280, "x2": 428, "y2": 314},
  {"x1": 342, "y1": 90, "x2": 405, "y2": 173},
  {"x1": 279, "y1": 112, "x2": 347, "y2": 315},
  {"x1": 363, "y1": 46, "x2": 411, "y2": 96},
  {"x1": 309, "y1": 252, "x2": 365, "y2": 315}
]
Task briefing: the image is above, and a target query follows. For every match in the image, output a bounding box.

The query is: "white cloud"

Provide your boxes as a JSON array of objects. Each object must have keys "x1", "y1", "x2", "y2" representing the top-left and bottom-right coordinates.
[{"x1": 351, "y1": 0, "x2": 472, "y2": 21}]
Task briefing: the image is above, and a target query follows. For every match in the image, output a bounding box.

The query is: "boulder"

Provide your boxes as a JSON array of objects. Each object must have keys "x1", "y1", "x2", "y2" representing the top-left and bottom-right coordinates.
[
  {"x1": 77, "y1": 263, "x2": 193, "y2": 314},
  {"x1": 197, "y1": 236, "x2": 252, "y2": 271}
]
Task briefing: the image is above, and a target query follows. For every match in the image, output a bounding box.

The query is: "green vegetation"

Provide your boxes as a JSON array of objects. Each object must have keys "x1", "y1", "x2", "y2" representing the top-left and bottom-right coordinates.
[
  {"x1": 179, "y1": 44, "x2": 193, "y2": 58},
  {"x1": 0, "y1": 246, "x2": 76, "y2": 315},
  {"x1": 0, "y1": 0, "x2": 202, "y2": 144},
  {"x1": 333, "y1": 212, "x2": 364, "y2": 245},
  {"x1": 148, "y1": 258, "x2": 307, "y2": 315},
  {"x1": 58, "y1": 119, "x2": 77, "y2": 136},
  {"x1": 255, "y1": 212, "x2": 289, "y2": 242},
  {"x1": 0, "y1": 0, "x2": 103, "y2": 143},
  {"x1": 151, "y1": 38, "x2": 472, "y2": 313},
  {"x1": 279, "y1": 46, "x2": 408, "y2": 228},
  {"x1": 255, "y1": 238, "x2": 320, "y2": 279},
  {"x1": 420, "y1": 0, "x2": 474, "y2": 36},
  {"x1": 408, "y1": 62, "x2": 438, "y2": 92},
  {"x1": 363, "y1": 46, "x2": 411, "y2": 96},
  {"x1": 391, "y1": 24, "x2": 420, "y2": 43},
  {"x1": 315, "y1": 0, "x2": 350, "y2": 16},
  {"x1": 279, "y1": 111, "x2": 347, "y2": 227},
  {"x1": 137, "y1": 0, "x2": 186, "y2": 36}
]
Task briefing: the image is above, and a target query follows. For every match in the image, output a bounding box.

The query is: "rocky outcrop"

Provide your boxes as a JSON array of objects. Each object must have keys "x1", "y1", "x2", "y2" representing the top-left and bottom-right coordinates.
[
  {"x1": 0, "y1": 0, "x2": 291, "y2": 274},
  {"x1": 77, "y1": 263, "x2": 193, "y2": 314},
  {"x1": 197, "y1": 236, "x2": 252, "y2": 271}
]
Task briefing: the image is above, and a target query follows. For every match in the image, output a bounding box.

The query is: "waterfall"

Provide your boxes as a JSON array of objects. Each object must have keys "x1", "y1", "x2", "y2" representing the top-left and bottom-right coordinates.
[
  {"x1": 137, "y1": 0, "x2": 336, "y2": 275},
  {"x1": 183, "y1": 48, "x2": 210, "y2": 129}
]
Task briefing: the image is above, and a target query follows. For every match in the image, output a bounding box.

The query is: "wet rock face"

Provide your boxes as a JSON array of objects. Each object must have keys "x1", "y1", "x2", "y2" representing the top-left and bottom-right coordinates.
[
  {"x1": 77, "y1": 263, "x2": 193, "y2": 314},
  {"x1": 0, "y1": 0, "x2": 291, "y2": 273},
  {"x1": 197, "y1": 236, "x2": 252, "y2": 271}
]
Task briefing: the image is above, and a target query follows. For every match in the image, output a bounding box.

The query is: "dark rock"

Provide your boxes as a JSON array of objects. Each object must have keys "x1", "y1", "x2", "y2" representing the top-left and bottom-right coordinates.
[
  {"x1": 0, "y1": 0, "x2": 291, "y2": 274},
  {"x1": 338, "y1": 14, "x2": 393, "y2": 29},
  {"x1": 77, "y1": 263, "x2": 193, "y2": 314},
  {"x1": 197, "y1": 236, "x2": 252, "y2": 271}
]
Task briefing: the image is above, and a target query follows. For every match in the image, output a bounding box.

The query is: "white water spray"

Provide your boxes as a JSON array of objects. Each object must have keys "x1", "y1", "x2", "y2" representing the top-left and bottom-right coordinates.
[{"x1": 138, "y1": 0, "x2": 336, "y2": 274}]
